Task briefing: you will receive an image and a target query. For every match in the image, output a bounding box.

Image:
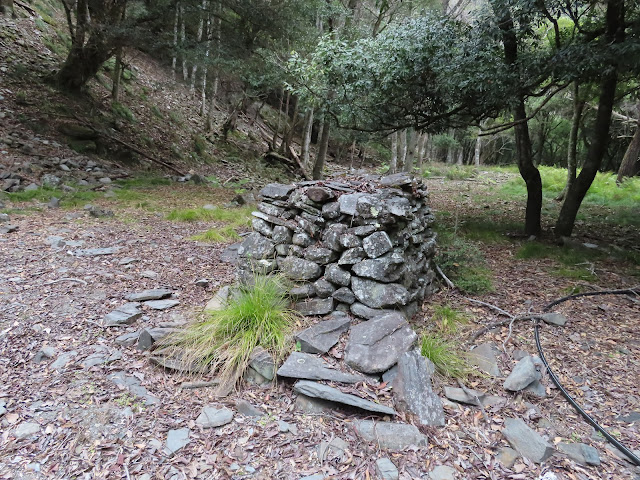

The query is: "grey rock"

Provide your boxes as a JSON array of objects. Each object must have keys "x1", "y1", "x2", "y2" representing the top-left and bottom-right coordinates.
[
  {"x1": 144, "y1": 299, "x2": 180, "y2": 310},
  {"x1": 351, "y1": 277, "x2": 409, "y2": 308},
  {"x1": 292, "y1": 232, "x2": 313, "y2": 247},
  {"x1": 196, "y1": 406, "x2": 234, "y2": 428},
  {"x1": 442, "y1": 387, "x2": 505, "y2": 407},
  {"x1": 278, "y1": 352, "x2": 364, "y2": 383},
  {"x1": 375, "y1": 458, "x2": 399, "y2": 480},
  {"x1": 558, "y1": 442, "x2": 600, "y2": 466},
  {"x1": 392, "y1": 351, "x2": 444, "y2": 426},
  {"x1": 306, "y1": 186, "x2": 335, "y2": 203},
  {"x1": 42, "y1": 174, "x2": 61, "y2": 187},
  {"x1": 496, "y1": 447, "x2": 519, "y2": 468},
  {"x1": 539, "y1": 312, "x2": 568, "y2": 326},
  {"x1": 272, "y1": 225, "x2": 292, "y2": 244},
  {"x1": 380, "y1": 173, "x2": 412, "y2": 188},
  {"x1": 115, "y1": 331, "x2": 140, "y2": 347},
  {"x1": 275, "y1": 244, "x2": 290, "y2": 256},
  {"x1": 323, "y1": 223, "x2": 347, "y2": 251},
  {"x1": 295, "y1": 394, "x2": 335, "y2": 414},
  {"x1": 125, "y1": 289, "x2": 173, "y2": 302},
  {"x1": 351, "y1": 253, "x2": 404, "y2": 283},
  {"x1": 352, "y1": 225, "x2": 377, "y2": 236},
  {"x1": 362, "y1": 232, "x2": 393, "y2": 258},
  {"x1": 305, "y1": 246, "x2": 337, "y2": 265},
  {"x1": 98, "y1": 177, "x2": 112, "y2": 184},
  {"x1": 24, "y1": 183, "x2": 39, "y2": 191},
  {"x1": 524, "y1": 380, "x2": 547, "y2": 398},
  {"x1": 295, "y1": 313, "x2": 351, "y2": 354},
  {"x1": 104, "y1": 303, "x2": 143, "y2": 326},
  {"x1": 617, "y1": 411, "x2": 640, "y2": 423},
  {"x1": 0, "y1": 224, "x2": 18, "y2": 234},
  {"x1": 14, "y1": 422, "x2": 40, "y2": 439},
  {"x1": 165, "y1": 428, "x2": 190, "y2": 455},
  {"x1": 74, "y1": 247, "x2": 120, "y2": 256},
  {"x1": 332, "y1": 287, "x2": 356, "y2": 304},
  {"x1": 324, "y1": 264, "x2": 351, "y2": 286},
  {"x1": 33, "y1": 346, "x2": 56, "y2": 363},
  {"x1": 141, "y1": 270, "x2": 158, "y2": 279},
  {"x1": 338, "y1": 247, "x2": 367, "y2": 265},
  {"x1": 468, "y1": 343, "x2": 500, "y2": 377},
  {"x1": 220, "y1": 242, "x2": 241, "y2": 264},
  {"x1": 51, "y1": 351, "x2": 78, "y2": 370},
  {"x1": 137, "y1": 328, "x2": 175, "y2": 351},
  {"x1": 339, "y1": 233, "x2": 361, "y2": 249},
  {"x1": 299, "y1": 475, "x2": 326, "y2": 480},
  {"x1": 502, "y1": 418, "x2": 554, "y2": 463},
  {"x1": 109, "y1": 371, "x2": 160, "y2": 404},
  {"x1": 429, "y1": 466, "x2": 456, "y2": 480},
  {"x1": 294, "y1": 297, "x2": 334, "y2": 316},
  {"x1": 235, "y1": 400, "x2": 264, "y2": 417},
  {"x1": 48, "y1": 197, "x2": 61, "y2": 208},
  {"x1": 353, "y1": 420, "x2": 428, "y2": 451},
  {"x1": 249, "y1": 347, "x2": 275, "y2": 380},
  {"x1": 251, "y1": 218, "x2": 273, "y2": 237},
  {"x1": 294, "y1": 380, "x2": 395, "y2": 416},
  {"x1": 345, "y1": 312, "x2": 417, "y2": 374},
  {"x1": 316, "y1": 436, "x2": 349, "y2": 462},
  {"x1": 205, "y1": 285, "x2": 234, "y2": 311},
  {"x1": 0, "y1": 213, "x2": 9, "y2": 223},
  {"x1": 244, "y1": 365, "x2": 271, "y2": 386},
  {"x1": 350, "y1": 302, "x2": 395, "y2": 320},
  {"x1": 504, "y1": 356, "x2": 541, "y2": 392},
  {"x1": 338, "y1": 193, "x2": 366, "y2": 215},
  {"x1": 281, "y1": 256, "x2": 322, "y2": 281},
  {"x1": 82, "y1": 348, "x2": 122, "y2": 368},
  {"x1": 382, "y1": 365, "x2": 398, "y2": 384},
  {"x1": 290, "y1": 284, "x2": 316, "y2": 300},
  {"x1": 238, "y1": 232, "x2": 275, "y2": 260},
  {"x1": 321, "y1": 201, "x2": 341, "y2": 219},
  {"x1": 260, "y1": 183, "x2": 295, "y2": 199},
  {"x1": 313, "y1": 278, "x2": 335, "y2": 298}
]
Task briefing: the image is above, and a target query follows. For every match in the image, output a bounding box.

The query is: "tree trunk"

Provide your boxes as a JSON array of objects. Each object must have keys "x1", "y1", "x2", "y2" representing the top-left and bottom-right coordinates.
[
  {"x1": 446, "y1": 128, "x2": 455, "y2": 164},
  {"x1": 283, "y1": 96, "x2": 299, "y2": 154},
  {"x1": 389, "y1": 131, "x2": 398, "y2": 174},
  {"x1": 557, "y1": 83, "x2": 585, "y2": 201},
  {"x1": 492, "y1": 0, "x2": 542, "y2": 236},
  {"x1": 191, "y1": 0, "x2": 206, "y2": 93},
  {"x1": 404, "y1": 129, "x2": 418, "y2": 172},
  {"x1": 349, "y1": 138, "x2": 356, "y2": 170},
  {"x1": 416, "y1": 133, "x2": 427, "y2": 169},
  {"x1": 111, "y1": 46, "x2": 123, "y2": 102},
  {"x1": 313, "y1": 118, "x2": 330, "y2": 180},
  {"x1": 180, "y1": 3, "x2": 187, "y2": 81},
  {"x1": 172, "y1": 3, "x2": 179, "y2": 79},
  {"x1": 272, "y1": 88, "x2": 284, "y2": 150},
  {"x1": 555, "y1": 0, "x2": 622, "y2": 238},
  {"x1": 205, "y1": 2, "x2": 220, "y2": 130},
  {"x1": 301, "y1": 107, "x2": 314, "y2": 169},
  {"x1": 474, "y1": 128, "x2": 481, "y2": 166},
  {"x1": 56, "y1": 35, "x2": 114, "y2": 91},
  {"x1": 616, "y1": 112, "x2": 640, "y2": 183}
]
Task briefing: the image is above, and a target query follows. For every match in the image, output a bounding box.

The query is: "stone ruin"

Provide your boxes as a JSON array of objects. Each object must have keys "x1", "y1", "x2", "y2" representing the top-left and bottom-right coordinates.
[{"x1": 237, "y1": 172, "x2": 438, "y2": 320}]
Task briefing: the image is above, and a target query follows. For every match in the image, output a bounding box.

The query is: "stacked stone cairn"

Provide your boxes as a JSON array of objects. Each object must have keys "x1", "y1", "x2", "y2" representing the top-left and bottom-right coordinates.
[{"x1": 237, "y1": 173, "x2": 437, "y2": 320}]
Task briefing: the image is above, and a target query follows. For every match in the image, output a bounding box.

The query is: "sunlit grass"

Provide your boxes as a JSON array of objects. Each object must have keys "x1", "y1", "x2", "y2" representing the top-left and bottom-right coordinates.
[
  {"x1": 421, "y1": 333, "x2": 471, "y2": 379},
  {"x1": 167, "y1": 205, "x2": 253, "y2": 226},
  {"x1": 191, "y1": 226, "x2": 240, "y2": 243},
  {"x1": 432, "y1": 304, "x2": 469, "y2": 333}
]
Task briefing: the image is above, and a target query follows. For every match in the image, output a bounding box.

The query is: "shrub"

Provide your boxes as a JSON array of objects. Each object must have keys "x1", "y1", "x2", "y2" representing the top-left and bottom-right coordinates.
[{"x1": 421, "y1": 334, "x2": 470, "y2": 379}]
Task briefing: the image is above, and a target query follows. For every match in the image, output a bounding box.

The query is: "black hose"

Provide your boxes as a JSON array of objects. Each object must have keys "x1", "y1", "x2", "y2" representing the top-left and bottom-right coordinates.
[{"x1": 534, "y1": 288, "x2": 640, "y2": 467}]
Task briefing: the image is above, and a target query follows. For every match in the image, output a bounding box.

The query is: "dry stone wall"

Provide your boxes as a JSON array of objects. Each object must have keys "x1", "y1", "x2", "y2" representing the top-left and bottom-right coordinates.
[{"x1": 237, "y1": 173, "x2": 437, "y2": 319}]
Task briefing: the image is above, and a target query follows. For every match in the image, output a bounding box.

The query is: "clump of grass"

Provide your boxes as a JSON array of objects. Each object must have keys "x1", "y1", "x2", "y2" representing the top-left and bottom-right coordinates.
[
  {"x1": 432, "y1": 305, "x2": 469, "y2": 333},
  {"x1": 167, "y1": 205, "x2": 253, "y2": 226},
  {"x1": 160, "y1": 275, "x2": 298, "y2": 386},
  {"x1": 116, "y1": 176, "x2": 172, "y2": 188},
  {"x1": 421, "y1": 334, "x2": 470, "y2": 379},
  {"x1": 436, "y1": 233, "x2": 494, "y2": 294},
  {"x1": 111, "y1": 102, "x2": 136, "y2": 122},
  {"x1": 191, "y1": 226, "x2": 240, "y2": 243}
]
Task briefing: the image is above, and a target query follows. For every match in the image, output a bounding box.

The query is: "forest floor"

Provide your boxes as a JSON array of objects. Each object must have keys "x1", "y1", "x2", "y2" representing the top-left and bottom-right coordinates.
[{"x1": 1, "y1": 7, "x2": 640, "y2": 480}]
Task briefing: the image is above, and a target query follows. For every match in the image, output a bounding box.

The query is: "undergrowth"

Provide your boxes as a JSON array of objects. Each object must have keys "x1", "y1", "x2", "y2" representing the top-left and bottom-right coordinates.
[
  {"x1": 432, "y1": 304, "x2": 469, "y2": 333},
  {"x1": 167, "y1": 205, "x2": 253, "y2": 226},
  {"x1": 191, "y1": 226, "x2": 240, "y2": 243},
  {"x1": 436, "y1": 232, "x2": 494, "y2": 294},
  {"x1": 159, "y1": 275, "x2": 297, "y2": 386},
  {"x1": 421, "y1": 334, "x2": 470, "y2": 379}
]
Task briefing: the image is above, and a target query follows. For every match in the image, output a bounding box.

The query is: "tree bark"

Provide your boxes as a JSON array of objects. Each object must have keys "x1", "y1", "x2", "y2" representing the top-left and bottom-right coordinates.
[
  {"x1": 172, "y1": 3, "x2": 179, "y2": 79},
  {"x1": 313, "y1": 118, "x2": 331, "y2": 180},
  {"x1": 474, "y1": 127, "x2": 481, "y2": 166},
  {"x1": 555, "y1": 0, "x2": 622, "y2": 238},
  {"x1": 389, "y1": 131, "x2": 398, "y2": 174},
  {"x1": 616, "y1": 109, "x2": 640, "y2": 183},
  {"x1": 111, "y1": 46, "x2": 123, "y2": 102},
  {"x1": 416, "y1": 133, "x2": 427, "y2": 169},
  {"x1": 557, "y1": 82, "x2": 585, "y2": 201},
  {"x1": 301, "y1": 107, "x2": 314, "y2": 170},
  {"x1": 405, "y1": 129, "x2": 418, "y2": 171},
  {"x1": 180, "y1": 3, "x2": 187, "y2": 82},
  {"x1": 398, "y1": 129, "x2": 407, "y2": 171}
]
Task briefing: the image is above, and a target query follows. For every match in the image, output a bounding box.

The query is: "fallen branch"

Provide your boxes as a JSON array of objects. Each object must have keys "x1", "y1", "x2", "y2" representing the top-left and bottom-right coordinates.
[
  {"x1": 43, "y1": 277, "x2": 88, "y2": 286},
  {"x1": 463, "y1": 297, "x2": 513, "y2": 318},
  {"x1": 457, "y1": 379, "x2": 489, "y2": 424},
  {"x1": 15, "y1": 0, "x2": 37, "y2": 15},
  {"x1": 469, "y1": 314, "x2": 540, "y2": 342},
  {"x1": 180, "y1": 380, "x2": 220, "y2": 389},
  {"x1": 435, "y1": 264, "x2": 455, "y2": 289}
]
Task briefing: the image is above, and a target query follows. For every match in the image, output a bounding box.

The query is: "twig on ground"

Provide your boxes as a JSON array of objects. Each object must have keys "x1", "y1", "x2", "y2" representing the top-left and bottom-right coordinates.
[
  {"x1": 463, "y1": 297, "x2": 513, "y2": 318},
  {"x1": 43, "y1": 277, "x2": 88, "y2": 286},
  {"x1": 469, "y1": 314, "x2": 539, "y2": 342},
  {"x1": 180, "y1": 380, "x2": 220, "y2": 389},
  {"x1": 457, "y1": 379, "x2": 489, "y2": 424},
  {"x1": 435, "y1": 264, "x2": 455, "y2": 289}
]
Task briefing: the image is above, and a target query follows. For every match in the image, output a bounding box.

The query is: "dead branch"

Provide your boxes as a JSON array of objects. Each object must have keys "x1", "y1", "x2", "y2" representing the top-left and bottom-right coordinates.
[
  {"x1": 457, "y1": 379, "x2": 489, "y2": 424},
  {"x1": 469, "y1": 314, "x2": 540, "y2": 342},
  {"x1": 435, "y1": 264, "x2": 455, "y2": 289}
]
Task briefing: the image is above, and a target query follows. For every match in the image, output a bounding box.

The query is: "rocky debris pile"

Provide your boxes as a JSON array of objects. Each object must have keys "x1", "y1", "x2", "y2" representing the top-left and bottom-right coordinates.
[{"x1": 237, "y1": 173, "x2": 436, "y2": 319}]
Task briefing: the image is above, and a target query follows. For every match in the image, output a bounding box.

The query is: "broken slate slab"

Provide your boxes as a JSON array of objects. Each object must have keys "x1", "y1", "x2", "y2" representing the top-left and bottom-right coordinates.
[
  {"x1": 558, "y1": 442, "x2": 601, "y2": 466},
  {"x1": 429, "y1": 466, "x2": 456, "y2": 480},
  {"x1": 353, "y1": 420, "x2": 428, "y2": 451},
  {"x1": 504, "y1": 355, "x2": 541, "y2": 392},
  {"x1": 278, "y1": 352, "x2": 365, "y2": 384},
  {"x1": 82, "y1": 348, "x2": 122, "y2": 368},
  {"x1": 50, "y1": 351, "x2": 78, "y2": 370},
  {"x1": 104, "y1": 302, "x2": 143, "y2": 326},
  {"x1": 351, "y1": 277, "x2": 409, "y2": 309},
  {"x1": 293, "y1": 297, "x2": 334, "y2": 316},
  {"x1": 144, "y1": 299, "x2": 180, "y2": 310},
  {"x1": 443, "y1": 386, "x2": 505, "y2": 407},
  {"x1": 375, "y1": 458, "x2": 399, "y2": 480},
  {"x1": 539, "y1": 312, "x2": 568, "y2": 326},
  {"x1": 125, "y1": 288, "x2": 173, "y2": 302},
  {"x1": 196, "y1": 406, "x2": 234, "y2": 428},
  {"x1": 73, "y1": 247, "x2": 120, "y2": 256},
  {"x1": 294, "y1": 313, "x2": 351, "y2": 354},
  {"x1": 235, "y1": 399, "x2": 264, "y2": 417},
  {"x1": 468, "y1": 343, "x2": 500, "y2": 377},
  {"x1": 137, "y1": 327, "x2": 176, "y2": 351},
  {"x1": 249, "y1": 347, "x2": 275, "y2": 380},
  {"x1": 344, "y1": 312, "x2": 417, "y2": 374},
  {"x1": 108, "y1": 371, "x2": 159, "y2": 405},
  {"x1": 14, "y1": 422, "x2": 40, "y2": 440},
  {"x1": 294, "y1": 380, "x2": 395, "y2": 416},
  {"x1": 502, "y1": 418, "x2": 554, "y2": 463},
  {"x1": 392, "y1": 350, "x2": 444, "y2": 426},
  {"x1": 165, "y1": 428, "x2": 190, "y2": 455}
]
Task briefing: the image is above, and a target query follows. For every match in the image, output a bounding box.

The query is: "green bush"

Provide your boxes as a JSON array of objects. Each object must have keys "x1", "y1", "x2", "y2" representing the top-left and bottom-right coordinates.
[
  {"x1": 421, "y1": 334, "x2": 470, "y2": 379},
  {"x1": 436, "y1": 233, "x2": 494, "y2": 294}
]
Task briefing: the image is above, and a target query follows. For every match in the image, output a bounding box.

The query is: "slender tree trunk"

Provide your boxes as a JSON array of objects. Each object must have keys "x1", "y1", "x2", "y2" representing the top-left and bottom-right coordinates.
[
  {"x1": 180, "y1": 3, "x2": 187, "y2": 81},
  {"x1": 283, "y1": 96, "x2": 299, "y2": 154},
  {"x1": 398, "y1": 129, "x2": 407, "y2": 171},
  {"x1": 191, "y1": 0, "x2": 206, "y2": 93},
  {"x1": 555, "y1": 0, "x2": 622, "y2": 238},
  {"x1": 474, "y1": 128, "x2": 481, "y2": 166},
  {"x1": 616, "y1": 107, "x2": 640, "y2": 183},
  {"x1": 172, "y1": 3, "x2": 179, "y2": 79},
  {"x1": 492, "y1": 0, "x2": 542, "y2": 236},
  {"x1": 205, "y1": 2, "x2": 220, "y2": 130},
  {"x1": 557, "y1": 83, "x2": 585, "y2": 201},
  {"x1": 389, "y1": 131, "x2": 398, "y2": 174},
  {"x1": 316, "y1": 115, "x2": 324, "y2": 154},
  {"x1": 272, "y1": 88, "x2": 284, "y2": 150},
  {"x1": 111, "y1": 46, "x2": 123, "y2": 102},
  {"x1": 416, "y1": 133, "x2": 427, "y2": 169},
  {"x1": 446, "y1": 128, "x2": 455, "y2": 164},
  {"x1": 349, "y1": 138, "x2": 356, "y2": 170},
  {"x1": 404, "y1": 129, "x2": 418, "y2": 171},
  {"x1": 301, "y1": 107, "x2": 314, "y2": 169},
  {"x1": 313, "y1": 118, "x2": 331, "y2": 180}
]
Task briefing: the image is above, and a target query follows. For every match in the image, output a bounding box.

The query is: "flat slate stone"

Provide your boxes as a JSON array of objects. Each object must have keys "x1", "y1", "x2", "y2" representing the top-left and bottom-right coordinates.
[
  {"x1": 351, "y1": 254, "x2": 404, "y2": 283},
  {"x1": 238, "y1": 232, "x2": 275, "y2": 260},
  {"x1": 235, "y1": 399, "x2": 264, "y2": 417},
  {"x1": 375, "y1": 458, "x2": 399, "y2": 480},
  {"x1": 504, "y1": 356, "x2": 541, "y2": 392},
  {"x1": 294, "y1": 298, "x2": 334, "y2": 316},
  {"x1": 281, "y1": 256, "x2": 322, "y2": 281},
  {"x1": 74, "y1": 247, "x2": 120, "y2": 256},
  {"x1": 14, "y1": 422, "x2": 40, "y2": 439},
  {"x1": 249, "y1": 347, "x2": 275, "y2": 380},
  {"x1": 502, "y1": 418, "x2": 554, "y2": 463},
  {"x1": 429, "y1": 465, "x2": 456, "y2": 480},
  {"x1": 144, "y1": 299, "x2": 180, "y2": 310},
  {"x1": 351, "y1": 277, "x2": 409, "y2": 309},
  {"x1": 165, "y1": 428, "x2": 190, "y2": 455},
  {"x1": 125, "y1": 289, "x2": 173, "y2": 302},
  {"x1": 295, "y1": 313, "x2": 351, "y2": 354},
  {"x1": 443, "y1": 386, "x2": 505, "y2": 407},
  {"x1": 260, "y1": 183, "x2": 295, "y2": 199},
  {"x1": 392, "y1": 351, "x2": 444, "y2": 426},
  {"x1": 324, "y1": 264, "x2": 351, "y2": 286},
  {"x1": 294, "y1": 380, "x2": 395, "y2": 416},
  {"x1": 353, "y1": 420, "x2": 428, "y2": 451},
  {"x1": 362, "y1": 231, "x2": 393, "y2": 258},
  {"x1": 196, "y1": 406, "x2": 234, "y2": 428},
  {"x1": 350, "y1": 302, "x2": 395, "y2": 320},
  {"x1": 108, "y1": 371, "x2": 160, "y2": 405},
  {"x1": 468, "y1": 343, "x2": 500, "y2": 377},
  {"x1": 338, "y1": 193, "x2": 366, "y2": 215},
  {"x1": 539, "y1": 312, "x2": 568, "y2": 326},
  {"x1": 278, "y1": 352, "x2": 364, "y2": 384},
  {"x1": 345, "y1": 312, "x2": 417, "y2": 374},
  {"x1": 558, "y1": 442, "x2": 601, "y2": 466}
]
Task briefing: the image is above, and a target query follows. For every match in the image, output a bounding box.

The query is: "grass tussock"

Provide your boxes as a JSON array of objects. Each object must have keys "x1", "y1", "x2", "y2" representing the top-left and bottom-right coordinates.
[
  {"x1": 160, "y1": 275, "x2": 298, "y2": 386},
  {"x1": 436, "y1": 233, "x2": 494, "y2": 294},
  {"x1": 167, "y1": 205, "x2": 253, "y2": 226},
  {"x1": 421, "y1": 334, "x2": 471, "y2": 379},
  {"x1": 191, "y1": 226, "x2": 240, "y2": 243},
  {"x1": 432, "y1": 304, "x2": 469, "y2": 333}
]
